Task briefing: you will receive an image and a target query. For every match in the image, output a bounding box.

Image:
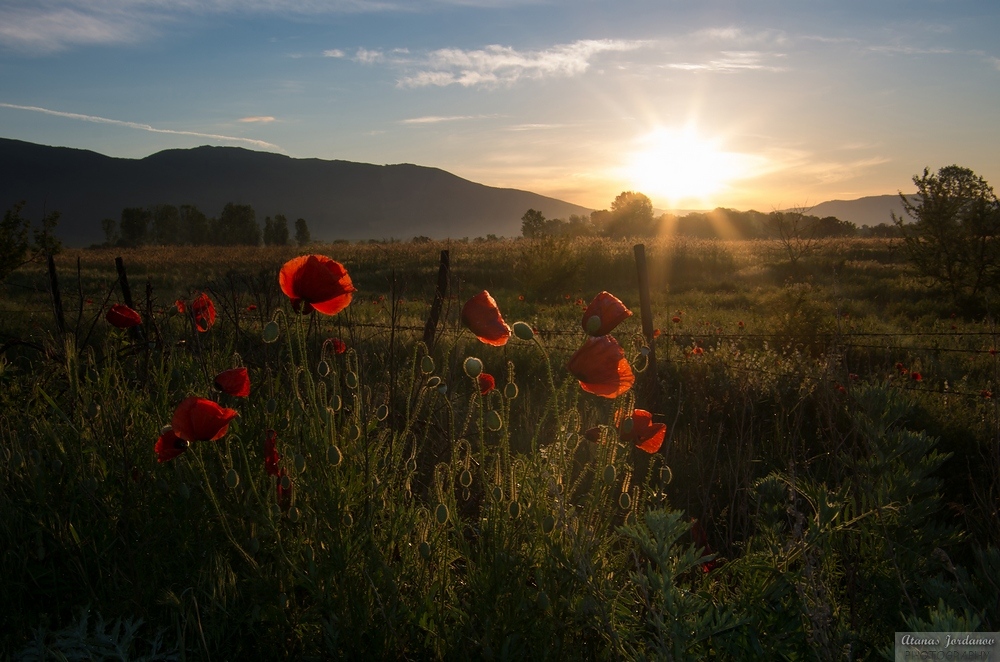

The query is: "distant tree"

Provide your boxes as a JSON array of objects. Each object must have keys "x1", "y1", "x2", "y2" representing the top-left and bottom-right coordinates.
[
  {"x1": 119, "y1": 207, "x2": 150, "y2": 247},
  {"x1": 213, "y1": 203, "x2": 260, "y2": 246},
  {"x1": 262, "y1": 216, "x2": 275, "y2": 246},
  {"x1": 101, "y1": 218, "x2": 119, "y2": 247},
  {"x1": 598, "y1": 191, "x2": 656, "y2": 237},
  {"x1": 151, "y1": 204, "x2": 181, "y2": 245},
  {"x1": 766, "y1": 209, "x2": 817, "y2": 268},
  {"x1": 1, "y1": 201, "x2": 61, "y2": 282},
  {"x1": 295, "y1": 218, "x2": 311, "y2": 246},
  {"x1": 180, "y1": 204, "x2": 209, "y2": 245},
  {"x1": 272, "y1": 214, "x2": 290, "y2": 246},
  {"x1": 894, "y1": 165, "x2": 1000, "y2": 304},
  {"x1": 812, "y1": 215, "x2": 857, "y2": 238},
  {"x1": 521, "y1": 209, "x2": 546, "y2": 238}
]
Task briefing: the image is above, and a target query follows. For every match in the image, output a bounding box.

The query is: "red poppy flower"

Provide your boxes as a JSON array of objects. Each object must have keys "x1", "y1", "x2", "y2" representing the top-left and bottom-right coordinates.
[
  {"x1": 279, "y1": 255, "x2": 356, "y2": 315},
  {"x1": 264, "y1": 429, "x2": 281, "y2": 477},
  {"x1": 171, "y1": 396, "x2": 238, "y2": 442},
  {"x1": 653, "y1": 329, "x2": 661, "y2": 338},
  {"x1": 478, "y1": 373, "x2": 495, "y2": 395},
  {"x1": 191, "y1": 293, "x2": 216, "y2": 332},
  {"x1": 175, "y1": 299, "x2": 186, "y2": 314},
  {"x1": 567, "y1": 335, "x2": 634, "y2": 398},
  {"x1": 246, "y1": 304, "x2": 258, "y2": 312},
  {"x1": 671, "y1": 316, "x2": 681, "y2": 324},
  {"x1": 107, "y1": 304, "x2": 142, "y2": 329},
  {"x1": 982, "y1": 390, "x2": 993, "y2": 400},
  {"x1": 330, "y1": 337, "x2": 347, "y2": 354},
  {"x1": 990, "y1": 348, "x2": 997, "y2": 356},
  {"x1": 911, "y1": 372, "x2": 923, "y2": 382},
  {"x1": 154, "y1": 428, "x2": 190, "y2": 463},
  {"x1": 214, "y1": 367, "x2": 250, "y2": 397},
  {"x1": 692, "y1": 346, "x2": 704, "y2": 356},
  {"x1": 619, "y1": 409, "x2": 666, "y2": 453},
  {"x1": 737, "y1": 320, "x2": 745, "y2": 329},
  {"x1": 461, "y1": 290, "x2": 511, "y2": 346},
  {"x1": 690, "y1": 520, "x2": 717, "y2": 573},
  {"x1": 582, "y1": 291, "x2": 633, "y2": 336}
]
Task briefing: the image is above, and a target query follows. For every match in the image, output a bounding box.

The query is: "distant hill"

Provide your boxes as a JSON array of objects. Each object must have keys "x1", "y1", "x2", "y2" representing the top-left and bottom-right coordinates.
[
  {"x1": 806, "y1": 194, "x2": 917, "y2": 228},
  {"x1": 0, "y1": 138, "x2": 593, "y2": 247}
]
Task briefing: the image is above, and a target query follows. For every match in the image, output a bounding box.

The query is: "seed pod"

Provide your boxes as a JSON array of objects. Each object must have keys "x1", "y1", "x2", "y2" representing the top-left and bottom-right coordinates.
[
  {"x1": 266, "y1": 398, "x2": 278, "y2": 413},
  {"x1": 342, "y1": 512, "x2": 353, "y2": 528},
  {"x1": 327, "y1": 445, "x2": 343, "y2": 466},
  {"x1": 503, "y1": 383, "x2": 518, "y2": 399},
  {"x1": 375, "y1": 404, "x2": 389, "y2": 421},
  {"x1": 512, "y1": 321, "x2": 534, "y2": 341},
  {"x1": 288, "y1": 506, "x2": 301, "y2": 522},
  {"x1": 294, "y1": 453, "x2": 306, "y2": 474},
  {"x1": 418, "y1": 541, "x2": 432, "y2": 559},
  {"x1": 541, "y1": 514, "x2": 555, "y2": 534},
  {"x1": 492, "y1": 486, "x2": 503, "y2": 502},
  {"x1": 280, "y1": 474, "x2": 292, "y2": 491},
  {"x1": 508, "y1": 501, "x2": 521, "y2": 518},
  {"x1": 317, "y1": 360, "x2": 330, "y2": 377},
  {"x1": 585, "y1": 315, "x2": 602, "y2": 335},
  {"x1": 602, "y1": 465, "x2": 616, "y2": 486},
  {"x1": 463, "y1": 357, "x2": 483, "y2": 378},
  {"x1": 420, "y1": 355, "x2": 435, "y2": 374},
  {"x1": 262, "y1": 321, "x2": 279, "y2": 343},
  {"x1": 331, "y1": 394, "x2": 342, "y2": 411},
  {"x1": 345, "y1": 372, "x2": 359, "y2": 389},
  {"x1": 435, "y1": 503, "x2": 449, "y2": 525},
  {"x1": 225, "y1": 468, "x2": 240, "y2": 488},
  {"x1": 486, "y1": 410, "x2": 503, "y2": 431},
  {"x1": 618, "y1": 492, "x2": 632, "y2": 510},
  {"x1": 458, "y1": 469, "x2": 473, "y2": 488}
]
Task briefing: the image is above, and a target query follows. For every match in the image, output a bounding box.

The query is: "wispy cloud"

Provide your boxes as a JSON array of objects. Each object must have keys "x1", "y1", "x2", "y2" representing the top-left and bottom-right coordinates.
[
  {"x1": 986, "y1": 56, "x2": 1000, "y2": 71},
  {"x1": 666, "y1": 51, "x2": 785, "y2": 73},
  {"x1": 393, "y1": 39, "x2": 645, "y2": 88},
  {"x1": 0, "y1": 4, "x2": 152, "y2": 54},
  {"x1": 0, "y1": 102, "x2": 282, "y2": 151},
  {"x1": 400, "y1": 114, "x2": 496, "y2": 124},
  {"x1": 323, "y1": 49, "x2": 345, "y2": 58},
  {"x1": 867, "y1": 44, "x2": 952, "y2": 55},
  {"x1": 238, "y1": 115, "x2": 276, "y2": 123}
]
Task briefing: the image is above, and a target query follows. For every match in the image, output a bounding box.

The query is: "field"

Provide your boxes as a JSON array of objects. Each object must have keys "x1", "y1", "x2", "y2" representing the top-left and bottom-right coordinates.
[{"x1": 1, "y1": 236, "x2": 998, "y2": 660}]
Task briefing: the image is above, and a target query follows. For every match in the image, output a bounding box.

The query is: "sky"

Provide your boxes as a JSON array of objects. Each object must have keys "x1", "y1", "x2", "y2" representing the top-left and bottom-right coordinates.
[{"x1": 1, "y1": 0, "x2": 998, "y2": 213}]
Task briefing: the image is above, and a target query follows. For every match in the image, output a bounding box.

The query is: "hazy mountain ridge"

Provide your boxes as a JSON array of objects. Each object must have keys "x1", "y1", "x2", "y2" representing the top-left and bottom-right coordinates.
[
  {"x1": 0, "y1": 138, "x2": 593, "y2": 247},
  {"x1": 806, "y1": 195, "x2": 916, "y2": 228}
]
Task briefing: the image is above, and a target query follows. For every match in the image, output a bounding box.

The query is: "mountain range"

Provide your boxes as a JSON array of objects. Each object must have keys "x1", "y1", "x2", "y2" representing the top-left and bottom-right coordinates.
[
  {"x1": 1, "y1": 138, "x2": 913, "y2": 246},
  {"x1": 0, "y1": 138, "x2": 592, "y2": 247}
]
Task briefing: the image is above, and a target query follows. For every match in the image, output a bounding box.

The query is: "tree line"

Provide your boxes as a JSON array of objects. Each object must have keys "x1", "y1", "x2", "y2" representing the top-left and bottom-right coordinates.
[
  {"x1": 100, "y1": 203, "x2": 311, "y2": 248},
  {"x1": 521, "y1": 190, "x2": 875, "y2": 241}
]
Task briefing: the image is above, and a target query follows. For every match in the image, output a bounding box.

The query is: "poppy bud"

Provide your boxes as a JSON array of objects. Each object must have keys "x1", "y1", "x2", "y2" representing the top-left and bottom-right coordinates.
[
  {"x1": 262, "y1": 321, "x2": 280, "y2": 343},
  {"x1": 420, "y1": 355, "x2": 435, "y2": 374},
  {"x1": 504, "y1": 382, "x2": 518, "y2": 399},
  {"x1": 508, "y1": 501, "x2": 521, "y2": 518},
  {"x1": 585, "y1": 315, "x2": 603, "y2": 335},
  {"x1": 541, "y1": 514, "x2": 555, "y2": 534},
  {"x1": 375, "y1": 404, "x2": 389, "y2": 421},
  {"x1": 464, "y1": 357, "x2": 483, "y2": 378},
  {"x1": 327, "y1": 445, "x2": 343, "y2": 466},
  {"x1": 459, "y1": 469, "x2": 473, "y2": 488},
  {"x1": 512, "y1": 321, "x2": 534, "y2": 341},
  {"x1": 435, "y1": 503, "x2": 449, "y2": 525},
  {"x1": 486, "y1": 410, "x2": 503, "y2": 431}
]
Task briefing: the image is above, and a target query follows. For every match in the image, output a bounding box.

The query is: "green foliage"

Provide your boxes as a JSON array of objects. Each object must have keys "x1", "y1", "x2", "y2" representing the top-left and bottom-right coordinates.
[
  {"x1": 1, "y1": 201, "x2": 61, "y2": 282},
  {"x1": 213, "y1": 202, "x2": 261, "y2": 246},
  {"x1": 894, "y1": 165, "x2": 1000, "y2": 306},
  {"x1": 514, "y1": 236, "x2": 580, "y2": 300},
  {"x1": 596, "y1": 191, "x2": 657, "y2": 238},
  {"x1": 295, "y1": 217, "x2": 311, "y2": 246}
]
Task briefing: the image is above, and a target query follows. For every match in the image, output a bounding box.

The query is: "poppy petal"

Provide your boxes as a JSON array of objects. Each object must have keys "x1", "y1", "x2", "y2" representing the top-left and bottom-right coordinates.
[
  {"x1": 461, "y1": 291, "x2": 511, "y2": 346},
  {"x1": 171, "y1": 397, "x2": 238, "y2": 442},
  {"x1": 154, "y1": 428, "x2": 190, "y2": 463},
  {"x1": 567, "y1": 336, "x2": 634, "y2": 398},
  {"x1": 478, "y1": 373, "x2": 496, "y2": 395},
  {"x1": 214, "y1": 367, "x2": 250, "y2": 397},
  {"x1": 582, "y1": 291, "x2": 632, "y2": 336},
  {"x1": 107, "y1": 304, "x2": 142, "y2": 329}
]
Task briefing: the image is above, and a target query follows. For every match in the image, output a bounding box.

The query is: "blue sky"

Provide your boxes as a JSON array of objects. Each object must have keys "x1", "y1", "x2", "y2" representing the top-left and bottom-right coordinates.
[{"x1": 1, "y1": 0, "x2": 998, "y2": 212}]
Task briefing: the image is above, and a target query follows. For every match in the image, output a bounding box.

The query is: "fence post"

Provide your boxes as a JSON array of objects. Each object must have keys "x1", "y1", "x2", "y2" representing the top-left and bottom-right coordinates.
[
  {"x1": 633, "y1": 244, "x2": 658, "y2": 396},
  {"x1": 47, "y1": 253, "x2": 66, "y2": 336},
  {"x1": 422, "y1": 250, "x2": 450, "y2": 349},
  {"x1": 115, "y1": 256, "x2": 145, "y2": 342}
]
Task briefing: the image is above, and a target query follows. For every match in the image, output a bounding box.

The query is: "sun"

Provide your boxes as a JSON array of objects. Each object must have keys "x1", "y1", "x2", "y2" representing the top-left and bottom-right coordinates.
[{"x1": 623, "y1": 126, "x2": 746, "y2": 208}]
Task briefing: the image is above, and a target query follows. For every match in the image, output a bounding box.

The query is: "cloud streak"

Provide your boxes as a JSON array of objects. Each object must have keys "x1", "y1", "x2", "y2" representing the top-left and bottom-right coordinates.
[
  {"x1": 395, "y1": 39, "x2": 646, "y2": 88},
  {"x1": 666, "y1": 51, "x2": 785, "y2": 73},
  {"x1": 400, "y1": 114, "x2": 496, "y2": 124},
  {"x1": 0, "y1": 102, "x2": 282, "y2": 151}
]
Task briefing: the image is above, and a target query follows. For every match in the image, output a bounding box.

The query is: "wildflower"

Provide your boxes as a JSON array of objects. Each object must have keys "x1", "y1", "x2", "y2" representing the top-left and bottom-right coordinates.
[
  {"x1": 279, "y1": 254, "x2": 356, "y2": 315},
  {"x1": 691, "y1": 346, "x2": 704, "y2": 356},
  {"x1": 191, "y1": 293, "x2": 216, "y2": 332},
  {"x1": 106, "y1": 303, "x2": 142, "y2": 329},
  {"x1": 330, "y1": 337, "x2": 347, "y2": 354},
  {"x1": 246, "y1": 304, "x2": 258, "y2": 312},
  {"x1": 171, "y1": 397, "x2": 238, "y2": 442},
  {"x1": 478, "y1": 373, "x2": 495, "y2": 395},
  {"x1": 653, "y1": 328, "x2": 661, "y2": 338},
  {"x1": 981, "y1": 389, "x2": 992, "y2": 400},
  {"x1": 264, "y1": 429, "x2": 280, "y2": 477},
  {"x1": 911, "y1": 372, "x2": 923, "y2": 382},
  {"x1": 582, "y1": 291, "x2": 632, "y2": 336},
  {"x1": 835, "y1": 383, "x2": 847, "y2": 395},
  {"x1": 567, "y1": 335, "x2": 634, "y2": 398},
  {"x1": 154, "y1": 427, "x2": 190, "y2": 463},
  {"x1": 214, "y1": 367, "x2": 250, "y2": 397},
  {"x1": 461, "y1": 290, "x2": 511, "y2": 346},
  {"x1": 990, "y1": 348, "x2": 997, "y2": 356},
  {"x1": 690, "y1": 520, "x2": 717, "y2": 573},
  {"x1": 849, "y1": 373, "x2": 859, "y2": 381},
  {"x1": 619, "y1": 409, "x2": 666, "y2": 453},
  {"x1": 175, "y1": 299, "x2": 186, "y2": 314},
  {"x1": 671, "y1": 316, "x2": 681, "y2": 324},
  {"x1": 518, "y1": 294, "x2": 525, "y2": 301},
  {"x1": 737, "y1": 320, "x2": 745, "y2": 329}
]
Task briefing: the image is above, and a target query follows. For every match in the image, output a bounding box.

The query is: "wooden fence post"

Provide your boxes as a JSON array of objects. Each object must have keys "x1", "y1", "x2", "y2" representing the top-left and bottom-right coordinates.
[
  {"x1": 422, "y1": 250, "x2": 450, "y2": 349},
  {"x1": 634, "y1": 244, "x2": 658, "y2": 396},
  {"x1": 115, "y1": 256, "x2": 145, "y2": 342},
  {"x1": 47, "y1": 253, "x2": 66, "y2": 336}
]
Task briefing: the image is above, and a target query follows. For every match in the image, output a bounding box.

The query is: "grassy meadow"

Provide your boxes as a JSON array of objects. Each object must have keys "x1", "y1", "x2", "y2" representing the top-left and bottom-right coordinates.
[{"x1": 1, "y1": 236, "x2": 998, "y2": 660}]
